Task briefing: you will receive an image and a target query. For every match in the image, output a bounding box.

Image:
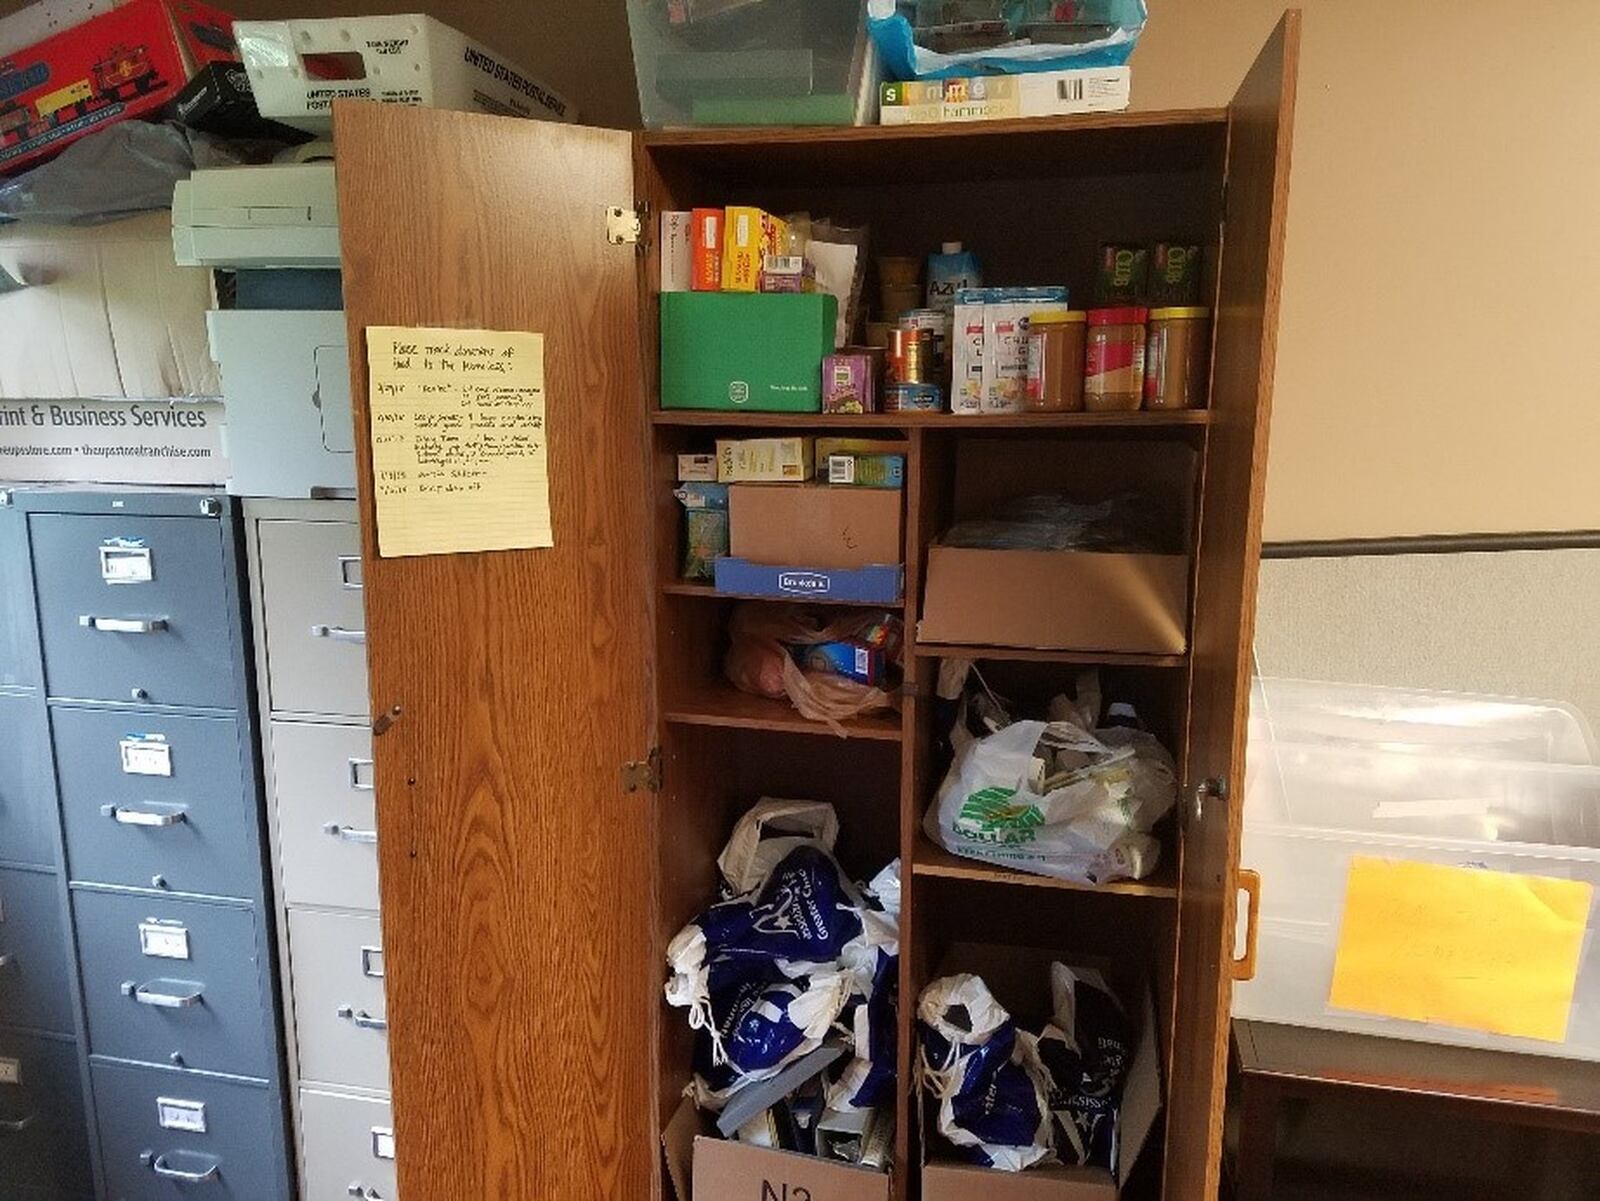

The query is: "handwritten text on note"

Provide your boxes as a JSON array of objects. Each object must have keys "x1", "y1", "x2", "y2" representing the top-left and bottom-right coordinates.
[{"x1": 366, "y1": 327, "x2": 552, "y2": 557}]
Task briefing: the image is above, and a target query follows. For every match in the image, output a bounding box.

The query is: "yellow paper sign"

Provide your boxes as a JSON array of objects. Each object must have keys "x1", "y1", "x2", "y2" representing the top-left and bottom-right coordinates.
[
  {"x1": 1329, "y1": 856, "x2": 1592, "y2": 1043},
  {"x1": 366, "y1": 327, "x2": 552, "y2": 557}
]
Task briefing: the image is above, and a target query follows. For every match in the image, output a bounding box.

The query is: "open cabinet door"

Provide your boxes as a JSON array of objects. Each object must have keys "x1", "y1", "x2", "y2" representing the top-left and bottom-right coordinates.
[
  {"x1": 1165, "y1": 12, "x2": 1299, "y2": 1199},
  {"x1": 333, "y1": 104, "x2": 657, "y2": 1200}
]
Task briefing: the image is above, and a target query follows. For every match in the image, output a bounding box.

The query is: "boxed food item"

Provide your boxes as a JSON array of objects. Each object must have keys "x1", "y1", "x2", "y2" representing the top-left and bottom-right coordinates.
[
  {"x1": 660, "y1": 210, "x2": 694, "y2": 293},
  {"x1": 0, "y1": 0, "x2": 237, "y2": 174},
  {"x1": 717, "y1": 437, "x2": 813, "y2": 484},
  {"x1": 1096, "y1": 243, "x2": 1149, "y2": 305},
  {"x1": 825, "y1": 453, "x2": 904, "y2": 489},
  {"x1": 234, "y1": 13, "x2": 573, "y2": 133},
  {"x1": 675, "y1": 481, "x2": 729, "y2": 582},
  {"x1": 677, "y1": 453, "x2": 718, "y2": 482},
  {"x1": 951, "y1": 291, "x2": 986, "y2": 414},
  {"x1": 821, "y1": 351, "x2": 877, "y2": 414},
  {"x1": 760, "y1": 254, "x2": 814, "y2": 294},
  {"x1": 721, "y1": 206, "x2": 785, "y2": 292},
  {"x1": 1149, "y1": 242, "x2": 1202, "y2": 306},
  {"x1": 879, "y1": 66, "x2": 1131, "y2": 125},
  {"x1": 660, "y1": 293, "x2": 837, "y2": 411},
  {"x1": 691, "y1": 207, "x2": 722, "y2": 291},
  {"x1": 729, "y1": 483, "x2": 901, "y2": 570}
]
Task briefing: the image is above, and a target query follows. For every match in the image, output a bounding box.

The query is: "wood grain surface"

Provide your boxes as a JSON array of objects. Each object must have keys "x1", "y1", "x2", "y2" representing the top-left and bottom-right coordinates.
[
  {"x1": 1165, "y1": 12, "x2": 1301, "y2": 1200},
  {"x1": 333, "y1": 103, "x2": 658, "y2": 1200}
]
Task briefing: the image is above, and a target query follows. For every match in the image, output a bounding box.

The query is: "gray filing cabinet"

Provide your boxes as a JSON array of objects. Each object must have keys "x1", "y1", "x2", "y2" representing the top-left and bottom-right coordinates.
[
  {"x1": 3, "y1": 487, "x2": 292, "y2": 1200},
  {"x1": 0, "y1": 491, "x2": 93, "y2": 1201},
  {"x1": 245, "y1": 498, "x2": 397, "y2": 1200}
]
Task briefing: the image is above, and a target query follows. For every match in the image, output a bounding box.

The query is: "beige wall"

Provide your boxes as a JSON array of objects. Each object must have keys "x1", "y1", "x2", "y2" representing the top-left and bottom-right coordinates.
[{"x1": 1130, "y1": 2, "x2": 1600, "y2": 541}]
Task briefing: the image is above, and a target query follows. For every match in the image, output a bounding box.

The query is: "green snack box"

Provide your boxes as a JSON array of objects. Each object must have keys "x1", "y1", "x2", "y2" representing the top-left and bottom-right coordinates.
[
  {"x1": 1150, "y1": 242, "x2": 1203, "y2": 305},
  {"x1": 1095, "y1": 242, "x2": 1149, "y2": 304},
  {"x1": 661, "y1": 292, "x2": 838, "y2": 411}
]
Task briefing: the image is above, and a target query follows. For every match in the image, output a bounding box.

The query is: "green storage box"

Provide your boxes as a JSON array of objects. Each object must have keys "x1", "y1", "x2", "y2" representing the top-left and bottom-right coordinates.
[{"x1": 660, "y1": 292, "x2": 837, "y2": 412}]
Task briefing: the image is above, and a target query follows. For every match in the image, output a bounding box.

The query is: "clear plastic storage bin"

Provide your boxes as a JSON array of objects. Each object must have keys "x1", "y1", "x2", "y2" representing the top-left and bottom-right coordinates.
[
  {"x1": 627, "y1": 0, "x2": 877, "y2": 128},
  {"x1": 1233, "y1": 676, "x2": 1600, "y2": 1060}
]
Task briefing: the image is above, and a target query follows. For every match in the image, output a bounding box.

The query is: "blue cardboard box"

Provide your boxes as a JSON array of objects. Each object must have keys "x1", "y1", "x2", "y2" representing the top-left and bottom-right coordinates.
[{"x1": 714, "y1": 557, "x2": 902, "y2": 605}]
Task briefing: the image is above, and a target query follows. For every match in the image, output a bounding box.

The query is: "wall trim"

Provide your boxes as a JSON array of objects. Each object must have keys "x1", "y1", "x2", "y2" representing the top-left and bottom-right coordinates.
[{"x1": 1263, "y1": 531, "x2": 1600, "y2": 559}]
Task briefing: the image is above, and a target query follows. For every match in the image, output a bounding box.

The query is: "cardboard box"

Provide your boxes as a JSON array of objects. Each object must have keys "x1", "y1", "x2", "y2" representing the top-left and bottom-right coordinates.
[
  {"x1": 722, "y1": 206, "x2": 784, "y2": 293},
  {"x1": 917, "y1": 440, "x2": 1193, "y2": 654},
  {"x1": 234, "y1": 13, "x2": 573, "y2": 133},
  {"x1": 0, "y1": 211, "x2": 218, "y2": 400},
  {"x1": 660, "y1": 210, "x2": 693, "y2": 293},
  {"x1": 664, "y1": 1098, "x2": 892, "y2": 1201},
  {"x1": 730, "y1": 483, "x2": 901, "y2": 571},
  {"x1": 879, "y1": 66, "x2": 1130, "y2": 126},
  {"x1": 168, "y1": 59, "x2": 312, "y2": 142},
  {"x1": 173, "y1": 161, "x2": 339, "y2": 269},
  {"x1": 0, "y1": 397, "x2": 224, "y2": 484},
  {"x1": 716, "y1": 437, "x2": 812, "y2": 483},
  {"x1": 0, "y1": 0, "x2": 236, "y2": 173},
  {"x1": 0, "y1": 1, "x2": 116, "y2": 58},
  {"x1": 715, "y1": 557, "x2": 902, "y2": 604},
  {"x1": 690, "y1": 207, "x2": 722, "y2": 291},
  {"x1": 660, "y1": 293, "x2": 837, "y2": 412},
  {"x1": 920, "y1": 943, "x2": 1162, "y2": 1201},
  {"x1": 677, "y1": 452, "x2": 718, "y2": 482}
]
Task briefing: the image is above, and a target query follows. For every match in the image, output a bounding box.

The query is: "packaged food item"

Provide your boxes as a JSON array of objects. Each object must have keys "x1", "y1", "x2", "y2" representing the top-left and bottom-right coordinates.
[
  {"x1": 717, "y1": 437, "x2": 814, "y2": 483},
  {"x1": 691, "y1": 208, "x2": 723, "y2": 291},
  {"x1": 825, "y1": 453, "x2": 905, "y2": 489},
  {"x1": 760, "y1": 254, "x2": 815, "y2": 294},
  {"x1": 980, "y1": 287, "x2": 1071, "y2": 414},
  {"x1": 660, "y1": 211, "x2": 694, "y2": 292},
  {"x1": 810, "y1": 219, "x2": 869, "y2": 349},
  {"x1": 877, "y1": 255, "x2": 921, "y2": 320},
  {"x1": 879, "y1": 66, "x2": 1130, "y2": 125},
  {"x1": 884, "y1": 382, "x2": 943, "y2": 412},
  {"x1": 1095, "y1": 243, "x2": 1149, "y2": 305},
  {"x1": 678, "y1": 453, "x2": 718, "y2": 482},
  {"x1": 822, "y1": 352, "x2": 879, "y2": 414},
  {"x1": 1083, "y1": 307, "x2": 1147, "y2": 412},
  {"x1": 901, "y1": 308, "x2": 951, "y2": 384},
  {"x1": 674, "y1": 481, "x2": 729, "y2": 509},
  {"x1": 925, "y1": 241, "x2": 981, "y2": 315},
  {"x1": 675, "y1": 481, "x2": 730, "y2": 581},
  {"x1": 1024, "y1": 310, "x2": 1087, "y2": 413},
  {"x1": 950, "y1": 289, "x2": 987, "y2": 414},
  {"x1": 886, "y1": 326, "x2": 933, "y2": 386},
  {"x1": 816, "y1": 437, "x2": 892, "y2": 461},
  {"x1": 1149, "y1": 242, "x2": 1202, "y2": 306},
  {"x1": 723, "y1": 207, "x2": 786, "y2": 292},
  {"x1": 1144, "y1": 307, "x2": 1210, "y2": 410},
  {"x1": 799, "y1": 639, "x2": 886, "y2": 686},
  {"x1": 661, "y1": 293, "x2": 836, "y2": 411}
]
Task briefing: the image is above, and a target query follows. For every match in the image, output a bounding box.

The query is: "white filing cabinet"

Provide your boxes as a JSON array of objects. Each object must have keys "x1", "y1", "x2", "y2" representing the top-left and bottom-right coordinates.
[{"x1": 246, "y1": 499, "x2": 398, "y2": 1200}]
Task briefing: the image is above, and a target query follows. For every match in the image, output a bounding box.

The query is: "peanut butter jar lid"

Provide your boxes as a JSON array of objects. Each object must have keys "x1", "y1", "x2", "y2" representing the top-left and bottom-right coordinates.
[
  {"x1": 1149, "y1": 306, "x2": 1211, "y2": 319},
  {"x1": 1088, "y1": 306, "x2": 1148, "y2": 326},
  {"x1": 1028, "y1": 309, "x2": 1088, "y2": 325}
]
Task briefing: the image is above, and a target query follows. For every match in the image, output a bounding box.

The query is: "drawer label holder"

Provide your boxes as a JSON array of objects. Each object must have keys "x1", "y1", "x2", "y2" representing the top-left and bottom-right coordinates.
[
  {"x1": 139, "y1": 920, "x2": 191, "y2": 961},
  {"x1": 120, "y1": 733, "x2": 173, "y2": 777},
  {"x1": 100, "y1": 540, "x2": 153, "y2": 585},
  {"x1": 157, "y1": 1097, "x2": 207, "y2": 1133}
]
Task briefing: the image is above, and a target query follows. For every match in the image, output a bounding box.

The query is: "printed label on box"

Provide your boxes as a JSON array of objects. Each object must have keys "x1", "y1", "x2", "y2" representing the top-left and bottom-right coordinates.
[
  {"x1": 119, "y1": 734, "x2": 171, "y2": 777},
  {"x1": 157, "y1": 1097, "x2": 207, "y2": 1133},
  {"x1": 99, "y1": 541, "x2": 152, "y2": 584},
  {"x1": 0, "y1": 1057, "x2": 20, "y2": 1086},
  {"x1": 139, "y1": 921, "x2": 190, "y2": 961}
]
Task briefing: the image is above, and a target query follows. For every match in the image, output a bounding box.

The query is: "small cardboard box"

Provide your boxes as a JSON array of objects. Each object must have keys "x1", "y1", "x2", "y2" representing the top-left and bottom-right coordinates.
[
  {"x1": 920, "y1": 943, "x2": 1162, "y2": 1201},
  {"x1": 716, "y1": 437, "x2": 813, "y2": 484},
  {"x1": 234, "y1": 13, "x2": 573, "y2": 133},
  {"x1": 715, "y1": 558, "x2": 902, "y2": 605},
  {"x1": 730, "y1": 483, "x2": 902, "y2": 571},
  {"x1": 0, "y1": 0, "x2": 237, "y2": 173},
  {"x1": 0, "y1": 211, "x2": 218, "y2": 400},
  {"x1": 918, "y1": 440, "x2": 1193, "y2": 655},
  {"x1": 660, "y1": 211, "x2": 694, "y2": 293},
  {"x1": 665, "y1": 1098, "x2": 892, "y2": 1201},
  {"x1": 661, "y1": 293, "x2": 837, "y2": 412}
]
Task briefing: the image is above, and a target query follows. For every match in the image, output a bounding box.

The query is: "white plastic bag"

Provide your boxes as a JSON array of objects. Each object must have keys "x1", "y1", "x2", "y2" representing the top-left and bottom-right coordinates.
[
  {"x1": 717, "y1": 798, "x2": 841, "y2": 895},
  {"x1": 923, "y1": 718, "x2": 1176, "y2": 885}
]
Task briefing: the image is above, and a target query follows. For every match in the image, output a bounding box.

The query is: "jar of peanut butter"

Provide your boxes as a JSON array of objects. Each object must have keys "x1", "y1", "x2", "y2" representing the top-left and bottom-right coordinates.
[
  {"x1": 1145, "y1": 306, "x2": 1211, "y2": 410},
  {"x1": 1084, "y1": 307, "x2": 1147, "y2": 412},
  {"x1": 1023, "y1": 310, "x2": 1087, "y2": 412}
]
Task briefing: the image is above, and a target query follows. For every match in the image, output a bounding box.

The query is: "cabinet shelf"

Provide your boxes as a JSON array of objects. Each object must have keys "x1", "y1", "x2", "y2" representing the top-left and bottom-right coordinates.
[
  {"x1": 913, "y1": 642, "x2": 1188, "y2": 668},
  {"x1": 650, "y1": 409, "x2": 1210, "y2": 431},
  {"x1": 663, "y1": 682, "x2": 903, "y2": 741},
  {"x1": 913, "y1": 838, "x2": 1178, "y2": 899}
]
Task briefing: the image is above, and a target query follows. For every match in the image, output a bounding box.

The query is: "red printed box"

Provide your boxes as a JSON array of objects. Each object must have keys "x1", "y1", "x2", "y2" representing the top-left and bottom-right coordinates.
[{"x1": 0, "y1": 0, "x2": 236, "y2": 174}]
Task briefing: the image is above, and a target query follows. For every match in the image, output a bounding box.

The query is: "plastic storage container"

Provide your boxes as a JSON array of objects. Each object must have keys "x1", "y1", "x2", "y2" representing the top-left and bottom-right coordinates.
[
  {"x1": 1234, "y1": 676, "x2": 1600, "y2": 1060},
  {"x1": 627, "y1": 0, "x2": 877, "y2": 128}
]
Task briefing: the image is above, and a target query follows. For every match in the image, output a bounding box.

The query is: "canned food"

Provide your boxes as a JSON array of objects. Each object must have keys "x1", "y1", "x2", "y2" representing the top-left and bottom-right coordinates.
[{"x1": 884, "y1": 382, "x2": 944, "y2": 412}]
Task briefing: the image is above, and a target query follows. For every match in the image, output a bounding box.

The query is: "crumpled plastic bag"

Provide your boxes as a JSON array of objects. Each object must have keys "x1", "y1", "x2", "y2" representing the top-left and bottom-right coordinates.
[
  {"x1": 1035, "y1": 963, "x2": 1130, "y2": 1168},
  {"x1": 867, "y1": 0, "x2": 1146, "y2": 82},
  {"x1": 827, "y1": 859, "x2": 901, "y2": 1113},
  {"x1": 717, "y1": 798, "x2": 841, "y2": 896},
  {"x1": 724, "y1": 603, "x2": 899, "y2": 735},
  {"x1": 917, "y1": 973, "x2": 1054, "y2": 1171}
]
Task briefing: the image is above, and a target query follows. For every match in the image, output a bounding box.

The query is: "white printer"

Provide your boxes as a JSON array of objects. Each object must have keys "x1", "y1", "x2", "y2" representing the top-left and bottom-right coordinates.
[{"x1": 173, "y1": 161, "x2": 340, "y2": 269}]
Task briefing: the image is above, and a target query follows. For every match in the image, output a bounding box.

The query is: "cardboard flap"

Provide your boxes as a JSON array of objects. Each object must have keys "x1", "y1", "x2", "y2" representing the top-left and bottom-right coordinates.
[
  {"x1": 1116, "y1": 989, "x2": 1162, "y2": 1188},
  {"x1": 662, "y1": 1097, "x2": 704, "y2": 1201}
]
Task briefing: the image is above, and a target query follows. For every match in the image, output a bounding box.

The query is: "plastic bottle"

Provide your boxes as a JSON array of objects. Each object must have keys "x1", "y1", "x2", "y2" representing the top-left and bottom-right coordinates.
[{"x1": 925, "y1": 241, "x2": 982, "y2": 315}]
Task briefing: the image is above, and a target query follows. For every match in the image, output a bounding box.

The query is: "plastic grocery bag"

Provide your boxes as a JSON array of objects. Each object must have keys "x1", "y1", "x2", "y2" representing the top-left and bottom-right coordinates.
[
  {"x1": 917, "y1": 974, "x2": 1054, "y2": 1171},
  {"x1": 828, "y1": 859, "x2": 902, "y2": 1112},
  {"x1": 924, "y1": 718, "x2": 1176, "y2": 884},
  {"x1": 1035, "y1": 963, "x2": 1130, "y2": 1168},
  {"x1": 717, "y1": 798, "x2": 841, "y2": 896},
  {"x1": 867, "y1": 0, "x2": 1146, "y2": 82},
  {"x1": 724, "y1": 603, "x2": 899, "y2": 735}
]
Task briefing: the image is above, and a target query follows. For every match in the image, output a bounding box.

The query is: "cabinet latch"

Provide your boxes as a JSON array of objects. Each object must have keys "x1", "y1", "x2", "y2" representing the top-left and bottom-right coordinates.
[
  {"x1": 622, "y1": 747, "x2": 662, "y2": 793},
  {"x1": 606, "y1": 203, "x2": 644, "y2": 246}
]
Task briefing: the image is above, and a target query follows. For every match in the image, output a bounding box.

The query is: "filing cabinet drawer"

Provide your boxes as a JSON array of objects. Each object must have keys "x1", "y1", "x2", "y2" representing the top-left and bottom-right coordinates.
[
  {"x1": 0, "y1": 692, "x2": 55, "y2": 870},
  {"x1": 0, "y1": 1028, "x2": 93, "y2": 1198},
  {"x1": 288, "y1": 910, "x2": 389, "y2": 1091},
  {"x1": 29, "y1": 514, "x2": 237, "y2": 709},
  {"x1": 76, "y1": 891, "x2": 271, "y2": 1079},
  {"x1": 93, "y1": 1059, "x2": 286, "y2": 1201},
  {"x1": 257, "y1": 519, "x2": 369, "y2": 718},
  {"x1": 53, "y1": 706, "x2": 257, "y2": 899},
  {"x1": 0, "y1": 867, "x2": 72, "y2": 1035},
  {"x1": 271, "y1": 721, "x2": 380, "y2": 911},
  {"x1": 299, "y1": 1088, "x2": 398, "y2": 1201}
]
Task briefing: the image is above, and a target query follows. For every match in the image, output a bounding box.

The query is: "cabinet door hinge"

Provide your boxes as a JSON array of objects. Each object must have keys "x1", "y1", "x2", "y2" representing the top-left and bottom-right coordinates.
[
  {"x1": 622, "y1": 746, "x2": 662, "y2": 793},
  {"x1": 606, "y1": 201, "x2": 650, "y2": 255}
]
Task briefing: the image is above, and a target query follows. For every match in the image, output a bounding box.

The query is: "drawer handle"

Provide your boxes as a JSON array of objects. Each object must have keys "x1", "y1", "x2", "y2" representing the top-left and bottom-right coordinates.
[
  {"x1": 310, "y1": 624, "x2": 366, "y2": 645},
  {"x1": 123, "y1": 980, "x2": 204, "y2": 1009},
  {"x1": 79, "y1": 615, "x2": 167, "y2": 634},
  {"x1": 150, "y1": 1152, "x2": 220, "y2": 1183},
  {"x1": 324, "y1": 821, "x2": 378, "y2": 845},
  {"x1": 0, "y1": 1112, "x2": 37, "y2": 1134},
  {"x1": 102, "y1": 804, "x2": 187, "y2": 828},
  {"x1": 338, "y1": 554, "x2": 364, "y2": 589},
  {"x1": 348, "y1": 1186, "x2": 384, "y2": 1200},
  {"x1": 348, "y1": 757, "x2": 376, "y2": 791},
  {"x1": 337, "y1": 1004, "x2": 388, "y2": 1032}
]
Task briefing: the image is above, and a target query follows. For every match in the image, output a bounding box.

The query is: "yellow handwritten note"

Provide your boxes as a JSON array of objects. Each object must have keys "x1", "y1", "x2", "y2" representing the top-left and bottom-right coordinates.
[
  {"x1": 1329, "y1": 856, "x2": 1592, "y2": 1043},
  {"x1": 366, "y1": 327, "x2": 552, "y2": 557}
]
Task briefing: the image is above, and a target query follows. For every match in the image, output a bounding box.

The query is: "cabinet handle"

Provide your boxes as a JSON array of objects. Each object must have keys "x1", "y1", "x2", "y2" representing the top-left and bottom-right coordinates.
[
  {"x1": 310, "y1": 624, "x2": 366, "y2": 645},
  {"x1": 1190, "y1": 776, "x2": 1228, "y2": 823},
  {"x1": 101, "y1": 804, "x2": 186, "y2": 827},
  {"x1": 337, "y1": 554, "x2": 364, "y2": 589},
  {"x1": 348, "y1": 1186, "x2": 384, "y2": 1200},
  {"x1": 1231, "y1": 868, "x2": 1263, "y2": 982},
  {"x1": 0, "y1": 1112, "x2": 37, "y2": 1133},
  {"x1": 337, "y1": 1004, "x2": 387, "y2": 1032},
  {"x1": 150, "y1": 1153, "x2": 220, "y2": 1183},
  {"x1": 348, "y1": 758, "x2": 376, "y2": 791},
  {"x1": 323, "y1": 822, "x2": 378, "y2": 845},
  {"x1": 78, "y1": 616, "x2": 167, "y2": 634},
  {"x1": 123, "y1": 980, "x2": 204, "y2": 1009}
]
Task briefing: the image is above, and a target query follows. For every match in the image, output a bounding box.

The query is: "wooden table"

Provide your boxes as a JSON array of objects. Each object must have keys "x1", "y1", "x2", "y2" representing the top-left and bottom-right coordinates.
[{"x1": 1231, "y1": 1020, "x2": 1600, "y2": 1201}]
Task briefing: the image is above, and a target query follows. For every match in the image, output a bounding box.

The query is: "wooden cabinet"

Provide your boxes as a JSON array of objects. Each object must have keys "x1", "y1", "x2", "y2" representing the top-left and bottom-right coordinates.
[{"x1": 331, "y1": 12, "x2": 1298, "y2": 1199}]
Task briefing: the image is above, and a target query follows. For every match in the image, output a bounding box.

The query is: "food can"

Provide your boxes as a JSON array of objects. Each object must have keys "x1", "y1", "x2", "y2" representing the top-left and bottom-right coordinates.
[
  {"x1": 884, "y1": 382, "x2": 944, "y2": 412},
  {"x1": 888, "y1": 326, "x2": 931, "y2": 385}
]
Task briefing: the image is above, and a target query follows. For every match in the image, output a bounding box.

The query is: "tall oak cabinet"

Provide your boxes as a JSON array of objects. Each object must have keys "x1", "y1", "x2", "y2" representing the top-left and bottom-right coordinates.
[{"x1": 330, "y1": 12, "x2": 1298, "y2": 1199}]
